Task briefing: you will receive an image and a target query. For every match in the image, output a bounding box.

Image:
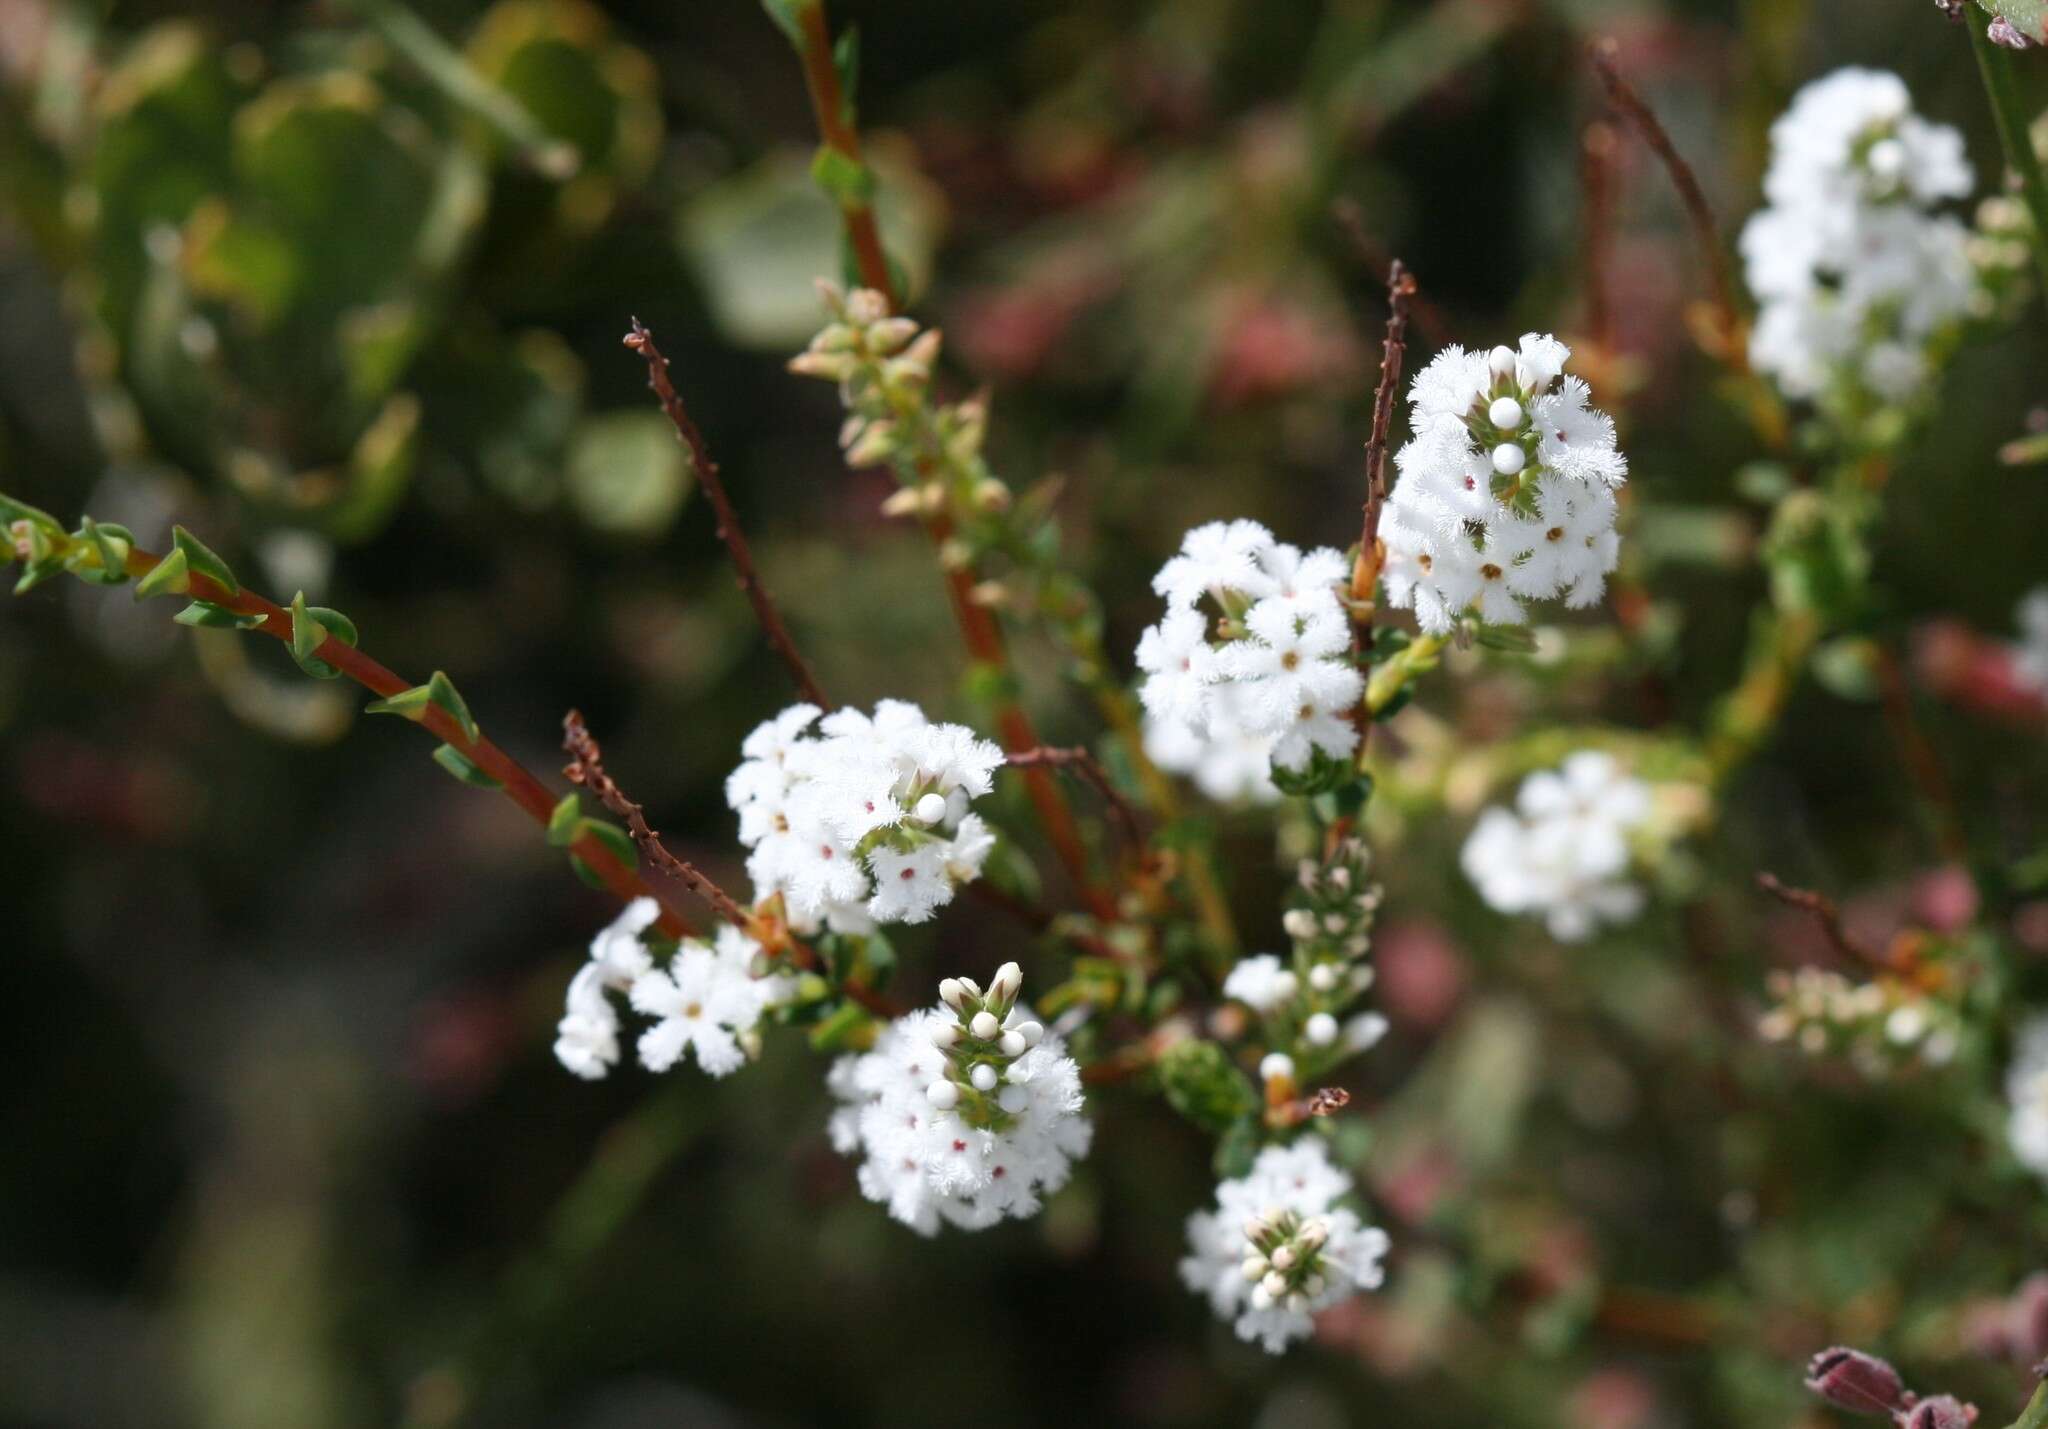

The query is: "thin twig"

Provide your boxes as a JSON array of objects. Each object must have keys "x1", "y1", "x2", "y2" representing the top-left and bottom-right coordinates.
[
  {"x1": 625, "y1": 321, "x2": 831, "y2": 711},
  {"x1": 562, "y1": 710, "x2": 753, "y2": 929},
  {"x1": 1588, "y1": 38, "x2": 1743, "y2": 363},
  {"x1": 1348, "y1": 258, "x2": 1419, "y2": 757},
  {"x1": 1755, "y1": 872, "x2": 1886, "y2": 971},
  {"x1": 1871, "y1": 644, "x2": 1967, "y2": 860},
  {"x1": 1330, "y1": 201, "x2": 1450, "y2": 348},
  {"x1": 1005, "y1": 745, "x2": 1143, "y2": 854}
]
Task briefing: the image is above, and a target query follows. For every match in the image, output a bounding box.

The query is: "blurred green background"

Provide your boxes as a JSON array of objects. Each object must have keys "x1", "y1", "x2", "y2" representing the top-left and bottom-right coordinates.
[{"x1": 5, "y1": 0, "x2": 2048, "y2": 1425}]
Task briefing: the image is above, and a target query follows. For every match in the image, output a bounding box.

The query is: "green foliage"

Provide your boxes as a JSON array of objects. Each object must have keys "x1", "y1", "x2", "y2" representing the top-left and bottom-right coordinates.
[{"x1": 1157, "y1": 1038, "x2": 1261, "y2": 1135}]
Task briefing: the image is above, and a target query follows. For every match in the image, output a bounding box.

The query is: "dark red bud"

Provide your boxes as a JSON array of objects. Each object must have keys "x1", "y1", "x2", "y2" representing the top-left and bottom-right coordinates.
[
  {"x1": 1897, "y1": 1394, "x2": 1976, "y2": 1429},
  {"x1": 1804, "y1": 1347, "x2": 1909, "y2": 1416}
]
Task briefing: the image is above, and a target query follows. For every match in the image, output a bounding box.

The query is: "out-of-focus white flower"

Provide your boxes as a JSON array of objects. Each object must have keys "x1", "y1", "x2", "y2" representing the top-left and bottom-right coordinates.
[
  {"x1": 1381, "y1": 334, "x2": 1625, "y2": 636},
  {"x1": 1179, "y1": 1139, "x2": 1390, "y2": 1353},
  {"x1": 1223, "y1": 954, "x2": 1299, "y2": 1014},
  {"x1": 2012, "y1": 588, "x2": 2048, "y2": 697},
  {"x1": 828, "y1": 970, "x2": 1091, "y2": 1234},
  {"x1": 1740, "y1": 68, "x2": 1976, "y2": 408},
  {"x1": 1460, "y1": 752, "x2": 1652, "y2": 941},
  {"x1": 2008, "y1": 1015, "x2": 2048, "y2": 1179},
  {"x1": 727, "y1": 700, "x2": 1003, "y2": 930}
]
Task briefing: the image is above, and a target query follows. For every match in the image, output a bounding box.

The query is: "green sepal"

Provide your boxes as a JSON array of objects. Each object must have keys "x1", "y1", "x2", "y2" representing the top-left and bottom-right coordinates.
[
  {"x1": 132, "y1": 547, "x2": 191, "y2": 600},
  {"x1": 807, "y1": 1000, "x2": 875, "y2": 1053},
  {"x1": 1270, "y1": 748, "x2": 1361, "y2": 798},
  {"x1": 13, "y1": 553, "x2": 67, "y2": 595},
  {"x1": 171, "y1": 525, "x2": 238, "y2": 595},
  {"x1": 73, "y1": 519, "x2": 135, "y2": 585},
  {"x1": 0, "y1": 493, "x2": 66, "y2": 539},
  {"x1": 288, "y1": 592, "x2": 357, "y2": 678},
  {"x1": 432, "y1": 743, "x2": 503, "y2": 789},
  {"x1": 1158, "y1": 1039, "x2": 1262, "y2": 1136},
  {"x1": 174, "y1": 600, "x2": 268, "y2": 630},
  {"x1": 546, "y1": 792, "x2": 582, "y2": 847}
]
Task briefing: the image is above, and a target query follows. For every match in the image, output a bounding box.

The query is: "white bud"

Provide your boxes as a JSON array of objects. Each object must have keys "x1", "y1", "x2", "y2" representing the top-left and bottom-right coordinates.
[
  {"x1": 1261, "y1": 1270, "x2": 1289, "y2": 1298},
  {"x1": 1241, "y1": 1255, "x2": 1269, "y2": 1282},
  {"x1": 1488, "y1": 396, "x2": 1525, "y2": 429},
  {"x1": 970, "y1": 1010, "x2": 1000, "y2": 1039},
  {"x1": 1305, "y1": 1012, "x2": 1339, "y2": 1046},
  {"x1": 1259, "y1": 1052, "x2": 1296, "y2": 1083},
  {"x1": 925, "y1": 1079, "x2": 960, "y2": 1109},
  {"x1": 957, "y1": 976, "x2": 982, "y2": 997},
  {"x1": 970, "y1": 1063, "x2": 999, "y2": 1092},
  {"x1": 1271, "y1": 971, "x2": 1299, "y2": 1002},
  {"x1": 1867, "y1": 137, "x2": 1905, "y2": 181},
  {"x1": 1303, "y1": 1273, "x2": 1326, "y2": 1298},
  {"x1": 1013, "y1": 1020, "x2": 1044, "y2": 1047},
  {"x1": 1308, "y1": 964, "x2": 1339, "y2": 992},
  {"x1": 1297, "y1": 1216, "x2": 1329, "y2": 1249},
  {"x1": 938, "y1": 978, "x2": 967, "y2": 1009},
  {"x1": 912, "y1": 792, "x2": 948, "y2": 825},
  {"x1": 1329, "y1": 867, "x2": 1351, "y2": 890},
  {"x1": 1282, "y1": 909, "x2": 1317, "y2": 941},
  {"x1": 930, "y1": 1022, "x2": 961, "y2": 1049},
  {"x1": 1488, "y1": 345, "x2": 1517, "y2": 382},
  {"x1": 1286, "y1": 1292, "x2": 1307, "y2": 1312},
  {"x1": 1343, "y1": 1012, "x2": 1390, "y2": 1054},
  {"x1": 989, "y1": 961, "x2": 1022, "y2": 1001},
  {"x1": 1249, "y1": 1284, "x2": 1274, "y2": 1311},
  {"x1": 997, "y1": 1084, "x2": 1028, "y2": 1114},
  {"x1": 999, "y1": 1030, "x2": 1027, "y2": 1057},
  {"x1": 1491, "y1": 442, "x2": 1526, "y2": 476},
  {"x1": 1242, "y1": 1214, "x2": 1272, "y2": 1241},
  {"x1": 1270, "y1": 1244, "x2": 1297, "y2": 1271}
]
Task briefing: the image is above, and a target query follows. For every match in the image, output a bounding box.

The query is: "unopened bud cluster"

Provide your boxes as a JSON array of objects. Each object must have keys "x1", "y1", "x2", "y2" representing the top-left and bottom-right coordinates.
[
  {"x1": 928, "y1": 963, "x2": 1045, "y2": 1129},
  {"x1": 1757, "y1": 966, "x2": 1959, "y2": 1075},
  {"x1": 789, "y1": 284, "x2": 1004, "y2": 524},
  {"x1": 1803, "y1": 1346, "x2": 1978, "y2": 1427},
  {"x1": 1238, "y1": 1205, "x2": 1336, "y2": 1314}
]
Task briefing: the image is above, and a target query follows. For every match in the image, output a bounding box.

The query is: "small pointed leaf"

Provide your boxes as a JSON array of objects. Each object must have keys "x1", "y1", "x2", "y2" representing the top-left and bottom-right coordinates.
[
  {"x1": 174, "y1": 600, "x2": 268, "y2": 629},
  {"x1": 574, "y1": 818, "x2": 637, "y2": 868},
  {"x1": 171, "y1": 525, "x2": 238, "y2": 595},
  {"x1": 425, "y1": 670, "x2": 478, "y2": 744},
  {"x1": 432, "y1": 743, "x2": 503, "y2": 789},
  {"x1": 546, "y1": 793, "x2": 582, "y2": 847},
  {"x1": 288, "y1": 592, "x2": 357, "y2": 678},
  {"x1": 133, "y1": 547, "x2": 191, "y2": 600}
]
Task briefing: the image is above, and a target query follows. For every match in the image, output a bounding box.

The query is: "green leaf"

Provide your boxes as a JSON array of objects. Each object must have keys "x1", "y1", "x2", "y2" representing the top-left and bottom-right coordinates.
[
  {"x1": 132, "y1": 546, "x2": 191, "y2": 600},
  {"x1": 75, "y1": 519, "x2": 135, "y2": 586},
  {"x1": 432, "y1": 743, "x2": 503, "y2": 789},
  {"x1": 171, "y1": 525, "x2": 238, "y2": 594},
  {"x1": 174, "y1": 600, "x2": 267, "y2": 629},
  {"x1": 546, "y1": 792, "x2": 582, "y2": 847},
  {"x1": 568, "y1": 853, "x2": 607, "y2": 889},
  {"x1": 364, "y1": 684, "x2": 433, "y2": 721},
  {"x1": 758, "y1": 0, "x2": 816, "y2": 45},
  {"x1": 1270, "y1": 748, "x2": 1361, "y2": 798},
  {"x1": 288, "y1": 591, "x2": 357, "y2": 678},
  {"x1": 370, "y1": 671, "x2": 477, "y2": 742},
  {"x1": 1473, "y1": 623, "x2": 1539, "y2": 654},
  {"x1": 13, "y1": 554, "x2": 67, "y2": 595},
  {"x1": 565, "y1": 410, "x2": 692, "y2": 537},
  {"x1": 575, "y1": 818, "x2": 637, "y2": 868},
  {"x1": 1158, "y1": 1039, "x2": 1262, "y2": 1136},
  {"x1": 807, "y1": 1000, "x2": 874, "y2": 1053},
  {"x1": 0, "y1": 492, "x2": 66, "y2": 538},
  {"x1": 809, "y1": 145, "x2": 873, "y2": 207},
  {"x1": 832, "y1": 25, "x2": 860, "y2": 124}
]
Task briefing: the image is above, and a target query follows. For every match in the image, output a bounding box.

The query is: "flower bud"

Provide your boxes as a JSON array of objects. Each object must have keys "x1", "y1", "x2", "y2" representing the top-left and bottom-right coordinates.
[
  {"x1": 1241, "y1": 1255, "x2": 1268, "y2": 1282},
  {"x1": 1899, "y1": 1396, "x2": 1977, "y2": 1429},
  {"x1": 926, "y1": 1079, "x2": 960, "y2": 1110},
  {"x1": 999, "y1": 1030, "x2": 1027, "y2": 1057},
  {"x1": 970, "y1": 1063, "x2": 999, "y2": 1092},
  {"x1": 1297, "y1": 1217, "x2": 1329, "y2": 1249},
  {"x1": 1270, "y1": 1244, "x2": 1296, "y2": 1271},
  {"x1": 939, "y1": 978, "x2": 968, "y2": 1010},
  {"x1": 1013, "y1": 1020, "x2": 1044, "y2": 1047},
  {"x1": 1260, "y1": 1270, "x2": 1288, "y2": 1298},
  {"x1": 1802, "y1": 1347, "x2": 1909, "y2": 1416},
  {"x1": 1259, "y1": 1052, "x2": 1296, "y2": 1084},
  {"x1": 1491, "y1": 442, "x2": 1527, "y2": 476},
  {"x1": 1242, "y1": 1213, "x2": 1273, "y2": 1242},
  {"x1": 1488, "y1": 396, "x2": 1525, "y2": 429},
  {"x1": 971, "y1": 1010, "x2": 1000, "y2": 1039},
  {"x1": 990, "y1": 961, "x2": 1023, "y2": 1002},
  {"x1": 930, "y1": 1022, "x2": 961, "y2": 1049},
  {"x1": 1308, "y1": 964, "x2": 1339, "y2": 992},
  {"x1": 1303, "y1": 1273, "x2": 1326, "y2": 1298},
  {"x1": 957, "y1": 977, "x2": 982, "y2": 998},
  {"x1": 997, "y1": 1085, "x2": 1027, "y2": 1114},
  {"x1": 1305, "y1": 1013, "x2": 1339, "y2": 1046},
  {"x1": 1282, "y1": 908, "x2": 1317, "y2": 941},
  {"x1": 1488, "y1": 345, "x2": 1518, "y2": 383},
  {"x1": 910, "y1": 792, "x2": 948, "y2": 825},
  {"x1": 1249, "y1": 1284, "x2": 1274, "y2": 1311}
]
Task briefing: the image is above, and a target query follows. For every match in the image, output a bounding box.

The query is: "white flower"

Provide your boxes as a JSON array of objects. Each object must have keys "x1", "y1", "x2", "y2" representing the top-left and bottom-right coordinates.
[
  {"x1": 1224, "y1": 954, "x2": 1299, "y2": 1013},
  {"x1": 1138, "y1": 521, "x2": 1361, "y2": 785},
  {"x1": 2009, "y1": 1014, "x2": 2048, "y2": 1178},
  {"x1": 1740, "y1": 67, "x2": 1976, "y2": 407},
  {"x1": 1382, "y1": 334, "x2": 1626, "y2": 635},
  {"x1": 554, "y1": 902, "x2": 791, "y2": 1080},
  {"x1": 1460, "y1": 752, "x2": 1653, "y2": 941},
  {"x1": 2013, "y1": 588, "x2": 2048, "y2": 697},
  {"x1": 1179, "y1": 1139, "x2": 1390, "y2": 1353},
  {"x1": 727, "y1": 700, "x2": 1004, "y2": 929},
  {"x1": 828, "y1": 979, "x2": 1092, "y2": 1235}
]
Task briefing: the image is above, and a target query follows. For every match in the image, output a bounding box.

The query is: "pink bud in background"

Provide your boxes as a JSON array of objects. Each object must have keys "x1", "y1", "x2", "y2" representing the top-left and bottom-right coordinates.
[
  {"x1": 1803, "y1": 1347, "x2": 1909, "y2": 1416},
  {"x1": 1899, "y1": 1395, "x2": 1978, "y2": 1429}
]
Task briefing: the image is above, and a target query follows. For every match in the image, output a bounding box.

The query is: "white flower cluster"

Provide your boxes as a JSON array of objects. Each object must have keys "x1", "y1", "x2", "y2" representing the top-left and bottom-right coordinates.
[
  {"x1": 1381, "y1": 334, "x2": 1625, "y2": 635},
  {"x1": 2014, "y1": 588, "x2": 2048, "y2": 698},
  {"x1": 1758, "y1": 965, "x2": 1959, "y2": 1077},
  {"x1": 2009, "y1": 1014, "x2": 2048, "y2": 1181},
  {"x1": 1460, "y1": 751, "x2": 1652, "y2": 942},
  {"x1": 1141, "y1": 681, "x2": 1280, "y2": 805},
  {"x1": 727, "y1": 701, "x2": 1002, "y2": 932},
  {"x1": 1136, "y1": 521, "x2": 1363, "y2": 777},
  {"x1": 827, "y1": 964, "x2": 1092, "y2": 1235},
  {"x1": 1180, "y1": 1138, "x2": 1390, "y2": 1353},
  {"x1": 1741, "y1": 68, "x2": 1976, "y2": 405},
  {"x1": 554, "y1": 898, "x2": 794, "y2": 1080}
]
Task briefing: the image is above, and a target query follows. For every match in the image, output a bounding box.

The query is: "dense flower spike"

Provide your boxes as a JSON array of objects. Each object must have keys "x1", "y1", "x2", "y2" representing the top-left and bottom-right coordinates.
[
  {"x1": 2006, "y1": 1014, "x2": 2048, "y2": 1180},
  {"x1": 1741, "y1": 68, "x2": 1978, "y2": 407},
  {"x1": 1460, "y1": 752, "x2": 1652, "y2": 941},
  {"x1": 1135, "y1": 521, "x2": 1363, "y2": 779},
  {"x1": 827, "y1": 965, "x2": 1091, "y2": 1234},
  {"x1": 1179, "y1": 1139, "x2": 1390, "y2": 1352},
  {"x1": 1758, "y1": 966, "x2": 1961, "y2": 1073},
  {"x1": 1380, "y1": 334, "x2": 1625, "y2": 635},
  {"x1": 554, "y1": 899, "x2": 794, "y2": 1080},
  {"x1": 726, "y1": 701, "x2": 1003, "y2": 931}
]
